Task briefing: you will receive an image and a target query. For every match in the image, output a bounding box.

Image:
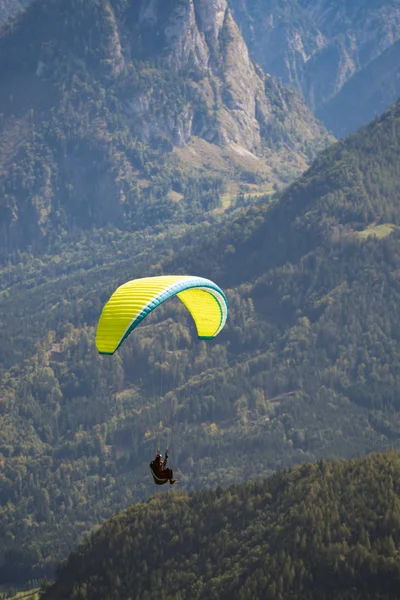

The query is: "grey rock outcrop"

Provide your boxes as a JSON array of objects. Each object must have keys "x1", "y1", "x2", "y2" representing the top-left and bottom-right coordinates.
[{"x1": 125, "y1": 0, "x2": 328, "y2": 155}]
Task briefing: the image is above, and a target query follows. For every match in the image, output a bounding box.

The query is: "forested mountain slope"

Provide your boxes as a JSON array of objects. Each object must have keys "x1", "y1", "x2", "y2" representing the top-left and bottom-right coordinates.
[
  {"x1": 0, "y1": 0, "x2": 329, "y2": 257},
  {"x1": 229, "y1": 0, "x2": 400, "y2": 131},
  {"x1": 1, "y1": 98, "x2": 400, "y2": 585},
  {"x1": 167, "y1": 100, "x2": 400, "y2": 284},
  {"x1": 42, "y1": 451, "x2": 400, "y2": 600}
]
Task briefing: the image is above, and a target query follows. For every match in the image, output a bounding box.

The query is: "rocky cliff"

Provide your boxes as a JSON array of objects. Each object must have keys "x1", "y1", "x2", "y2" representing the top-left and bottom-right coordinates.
[
  {"x1": 122, "y1": 0, "x2": 329, "y2": 156},
  {"x1": 0, "y1": 0, "x2": 330, "y2": 256}
]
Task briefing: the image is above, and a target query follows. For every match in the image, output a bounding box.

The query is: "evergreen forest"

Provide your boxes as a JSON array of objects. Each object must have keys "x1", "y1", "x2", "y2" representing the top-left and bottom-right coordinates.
[
  {"x1": 1, "y1": 97, "x2": 400, "y2": 586},
  {"x1": 42, "y1": 451, "x2": 400, "y2": 600}
]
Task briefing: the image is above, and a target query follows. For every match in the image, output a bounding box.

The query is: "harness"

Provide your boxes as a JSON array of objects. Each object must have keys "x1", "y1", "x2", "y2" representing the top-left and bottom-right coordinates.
[
  {"x1": 151, "y1": 471, "x2": 169, "y2": 485},
  {"x1": 150, "y1": 462, "x2": 169, "y2": 485}
]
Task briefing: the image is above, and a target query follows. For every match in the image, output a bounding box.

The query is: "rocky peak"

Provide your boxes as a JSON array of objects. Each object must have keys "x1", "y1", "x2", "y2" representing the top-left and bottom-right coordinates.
[
  {"x1": 194, "y1": 0, "x2": 227, "y2": 48},
  {"x1": 126, "y1": 0, "x2": 329, "y2": 155},
  {"x1": 137, "y1": 0, "x2": 230, "y2": 71},
  {"x1": 0, "y1": 0, "x2": 330, "y2": 158}
]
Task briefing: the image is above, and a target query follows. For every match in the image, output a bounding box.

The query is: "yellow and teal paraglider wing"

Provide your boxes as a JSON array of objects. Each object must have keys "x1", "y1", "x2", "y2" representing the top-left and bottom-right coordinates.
[
  {"x1": 177, "y1": 286, "x2": 227, "y2": 339},
  {"x1": 95, "y1": 275, "x2": 228, "y2": 355}
]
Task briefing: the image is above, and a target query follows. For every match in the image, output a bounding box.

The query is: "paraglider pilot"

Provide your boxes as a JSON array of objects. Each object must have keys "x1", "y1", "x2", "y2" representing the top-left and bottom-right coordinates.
[{"x1": 150, "y1": 449, "x2": 176, "y2": 485}]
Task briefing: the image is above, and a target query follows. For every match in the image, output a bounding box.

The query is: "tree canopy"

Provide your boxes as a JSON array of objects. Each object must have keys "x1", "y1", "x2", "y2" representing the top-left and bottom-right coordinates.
[{"x1": 42, "y1": 451, "x2": 400, "y2": 600}]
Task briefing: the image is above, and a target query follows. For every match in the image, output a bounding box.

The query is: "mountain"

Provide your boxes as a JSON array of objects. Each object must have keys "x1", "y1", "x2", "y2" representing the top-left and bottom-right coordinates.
[
  {"x1": 229, "y1": 0, "x2": 400, "y2": 128},
  {"x1": 317, "y1": 37, "x2": 400, "y2": 137},
  {"x1": 41, "y1": 451, "x2": 400, "y2": 600},
  {"x1": 0, "y1": 0, "x2": 330, "y2": 258},
  {"x1": 1, "y1": 95, "x2": 400, "y2": 586}
]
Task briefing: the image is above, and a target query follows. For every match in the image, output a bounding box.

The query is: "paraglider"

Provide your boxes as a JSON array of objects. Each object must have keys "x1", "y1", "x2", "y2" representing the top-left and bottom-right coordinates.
[
  {"x1": 150, "y1": 449, "x2": 176, "y2": 485},
  {"x1": 95, "y1": 275, "x2": 228, "y2": 355},
  {"x1": 95, "y1": 275, "x2": 228, "y2": 485}
]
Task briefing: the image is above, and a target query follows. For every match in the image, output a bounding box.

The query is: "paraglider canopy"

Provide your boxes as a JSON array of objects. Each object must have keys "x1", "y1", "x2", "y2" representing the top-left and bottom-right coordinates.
[{"x1": 95, "y1": 275, "x2": 228, "y2": 355}]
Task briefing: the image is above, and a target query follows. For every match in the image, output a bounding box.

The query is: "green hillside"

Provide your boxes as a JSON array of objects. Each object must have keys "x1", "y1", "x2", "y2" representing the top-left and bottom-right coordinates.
[
  {"x1": 42, "y1": 451, "x2": 400, "y2": 600},
  {"x1": 1, "y1": 96, "x2": 400, "y2": 586}
]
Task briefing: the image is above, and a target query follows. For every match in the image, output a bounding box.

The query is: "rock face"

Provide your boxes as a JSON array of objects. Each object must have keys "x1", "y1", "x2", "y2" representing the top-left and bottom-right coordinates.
[
  {"x1": 127, "y1": 0, "x2": 328, "y2": 154},
  {"x1": 0, "y1": 0, "x2": 330, "y2": 156},
  {"x1": 229, "y1": 0, "x2": 400, "y2": 124},
  {"x1": 0, "y1": 0, "x2": 330, "y2": 256}
]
